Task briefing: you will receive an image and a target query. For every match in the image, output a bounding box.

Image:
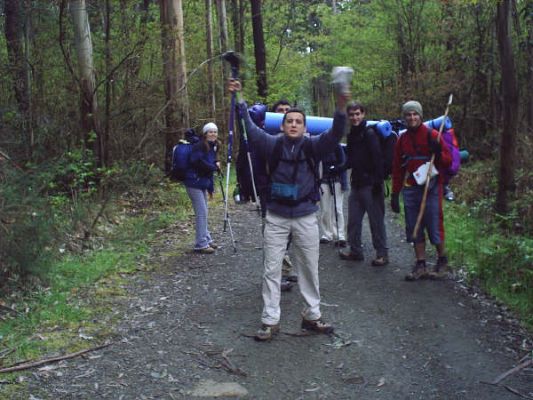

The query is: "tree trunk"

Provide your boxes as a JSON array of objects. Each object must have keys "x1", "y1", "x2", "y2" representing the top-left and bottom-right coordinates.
[
  {"x1": 238, "y1": 0, "x2": 246, "y2": 55},
  {"x1": 160, "y1": 0, "x2": 189, "y2": 173},
  {"x1": 4, "y1": 0, "x2": 32, "y2": 159},
  {"x1": 70, "y1": 0, "x2": 103, "y2": 166},
  {"x1": 103, "y1": 0, "x2": 112, "y2": 166},
  {"x1": 525, "y1": 4, "x2": 533, "y2": 128},
  {"x1": 206, "y1": 0, "x2": 216, "y2": 117},
  {"x1": 216, "y1": 0, "x2": 230, "y2": 91},
  {"x1": 494, "y1": 0, "x2": 519, "y2": 214},
  {"x1": 215, "y1": 0, "x2": 228, "y2": 137},
  {"x1": 216, "y1": 0, "x2": 229, "y2": 52},
  {"x1": 250, "y1": 0, "x2": 267, "y2": 99},
  {"x1": 230, "y1": 0, "x2": 245, "y2": 54}
]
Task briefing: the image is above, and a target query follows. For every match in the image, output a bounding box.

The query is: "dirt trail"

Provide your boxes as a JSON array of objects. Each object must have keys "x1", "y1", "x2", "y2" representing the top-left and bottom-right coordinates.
[{"x1": 23, "y1": 200, "x2": 533, "y2": 399}]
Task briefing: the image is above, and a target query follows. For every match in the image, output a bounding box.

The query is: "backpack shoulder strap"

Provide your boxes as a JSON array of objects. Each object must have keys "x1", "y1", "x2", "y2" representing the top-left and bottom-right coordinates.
[
  {"x1": 302, "y1": 137, "x2": 319, "y2": 181},
  {"x1": 267, "y1": 136, "x2": 284, "y2": 176}
]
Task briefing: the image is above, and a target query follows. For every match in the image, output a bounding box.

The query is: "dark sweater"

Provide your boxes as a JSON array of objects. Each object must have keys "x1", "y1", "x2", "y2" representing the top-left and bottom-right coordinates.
[{"x1": 346, "y1": 121, "x2": 383, "y2": 188}]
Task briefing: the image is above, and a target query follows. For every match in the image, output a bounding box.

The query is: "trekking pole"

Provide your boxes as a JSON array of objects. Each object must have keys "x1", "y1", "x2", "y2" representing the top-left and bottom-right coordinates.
[
  {"x1": 238, "y1": 116, "x2": 261, "y2": 214},
  {"x1": 221, "y1": 51, "x2": 241, "y2": 236},
  {"x1": 218, "y1": 173, "x2": 237, "y2": 253},
  {"x1": 329, "y1": 175, "x2": 340, "y2": 250},
  {"x1": 412, "y1": 94, "x2": 453, "y2": 241}
]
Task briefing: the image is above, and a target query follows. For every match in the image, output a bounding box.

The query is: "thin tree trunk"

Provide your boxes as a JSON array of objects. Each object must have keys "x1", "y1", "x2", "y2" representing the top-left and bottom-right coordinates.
[
  {"x1": 525, "y1": 4, "x2": 533, "y2": 129},
  {"x1": 495, "y1": 0, "x2": 519, "y2": 214},
  {"x1": 216, "y1": 0, "x2": 229, "y2": 53},
  {"x1": 238, "y1": 0, "x2": 246, "y2": 55},
  {"x1": 160, "y1": 0, "x2": 189, "y2": 173},
  {"x1": 103, "y1": 0, "x2": 111, "y2": 166},
  {"x1": 250, "y1": 0, "x2": 267, "y2": 99},
  {"x1": 70, "y1": 0, "x2": 103, "y2": 166},
  {"x1": 4, "y1": 0, "x2": 32, "y2": 159},
  {"x1": 206, "y1": 0, "x2": 216, "y2": 117},
  {"x1": 230, "y1": 0, "x2": 244, "y2": 54},
  {"x1": 23, "y1": 0, "x2": 34, "y2": 156},
  {"x1": 215, "y1": 0, "x2": 228, "y2": 141}
]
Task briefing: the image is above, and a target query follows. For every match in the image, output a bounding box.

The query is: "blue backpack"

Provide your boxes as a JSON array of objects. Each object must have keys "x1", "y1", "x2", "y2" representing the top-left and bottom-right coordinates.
[{"x1": 170, "y1": 129, "x2": 198, "y2": 181}]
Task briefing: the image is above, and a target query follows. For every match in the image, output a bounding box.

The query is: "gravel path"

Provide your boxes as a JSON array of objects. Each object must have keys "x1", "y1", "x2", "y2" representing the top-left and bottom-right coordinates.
[{"x1": 22, "y1": 199, "x2": 533, "y2": 400}]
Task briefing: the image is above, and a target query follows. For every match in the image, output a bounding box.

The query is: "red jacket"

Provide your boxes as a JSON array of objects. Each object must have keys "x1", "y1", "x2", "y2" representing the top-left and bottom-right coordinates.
[{"x1": 391, "y1": 124, "x2": 452, "y2": 194}]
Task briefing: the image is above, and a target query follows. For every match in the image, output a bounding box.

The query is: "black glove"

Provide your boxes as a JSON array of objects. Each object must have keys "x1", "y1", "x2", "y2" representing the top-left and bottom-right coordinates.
[
  {"x1": 429, "y1": 139, "x2": 441, "y2": 157},
  {"x1": 372, "y1": 182, "x2": 382, "y2": 196},
  {"x1": 391, "y1": 193, "x2": 400, "y2": 213}
]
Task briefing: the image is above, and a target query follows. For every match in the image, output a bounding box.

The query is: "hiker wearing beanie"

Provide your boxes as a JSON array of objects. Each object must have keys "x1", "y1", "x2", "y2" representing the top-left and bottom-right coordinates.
[
  {"x1": 390, "y1": 101, "x2": 452, "y2": 280},
  {"x1": 184, "y1": 122, "x2": 221, "y2": 254}
]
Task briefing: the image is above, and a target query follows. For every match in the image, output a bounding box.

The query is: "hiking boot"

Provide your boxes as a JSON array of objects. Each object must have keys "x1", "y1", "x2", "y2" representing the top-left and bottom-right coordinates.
[
  {"x1": 339, "y1": 248, "x2": 364, "y2": 261},
  {"x1": 430, "y1": 255, "x2": 450, "y2": 280},
  {"x1": 280, "y1": 277, "x2": 294, "y2": 292},
  {"x1": 254, "y1": 323, "x2": 280, "y2": 341},
  {"x1": 335, "y1": 240, "x2": 347, "y2": 248},
  {"x1": 444, "y1": 185, "x2": 455, "y2": 201},
  {"x1": 371, "y1": 256, "x2": 389, "y2": 267},
  {"x1": 320, "y1": 238, "x2": 331, "y2": 244},
  {"x1": 286, "y1": 275, "x2": 298, "y2": 283},
  {"x1": 194, "y1": 246, "x2": 215, "y2": 254},
  {"x1": 301, "y1": 318, "x2": 334, "y2": 334},
  {"x1": 405, "y1": 260, "x2": 429, "y2": 281},
  {"x1": 208, "y1": 241, "x2": 219, "y2": 249}
]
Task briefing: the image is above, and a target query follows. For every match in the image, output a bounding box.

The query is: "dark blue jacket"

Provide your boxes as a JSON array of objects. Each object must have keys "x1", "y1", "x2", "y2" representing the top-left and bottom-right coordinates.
[
  {"x1": 239, "y1": 100, "x2": 347, "y2": 218},
  {"x1": 184, "y1": 141, "x2": 218, "y2": 192}
]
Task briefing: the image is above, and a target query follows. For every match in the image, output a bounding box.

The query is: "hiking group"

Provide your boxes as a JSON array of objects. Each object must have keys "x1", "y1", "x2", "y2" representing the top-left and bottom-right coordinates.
[{"x1": 173, "y1": 65, "x2": 460, "y2": 341}]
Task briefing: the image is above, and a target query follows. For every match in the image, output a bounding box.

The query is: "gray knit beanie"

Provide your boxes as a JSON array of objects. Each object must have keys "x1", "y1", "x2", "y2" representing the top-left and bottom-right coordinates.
[{"x1": 402, "y1": 101, "x2": 423, "y2": 118}]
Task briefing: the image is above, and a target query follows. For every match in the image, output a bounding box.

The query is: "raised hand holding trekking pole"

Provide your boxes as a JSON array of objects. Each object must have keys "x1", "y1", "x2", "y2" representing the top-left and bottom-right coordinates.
[
  {"x1": 220, "y1": 51, "x2": 243, "y2": 253},
  {"x1": 412, "y1": 94, "x2": 453, "y2": 240}
]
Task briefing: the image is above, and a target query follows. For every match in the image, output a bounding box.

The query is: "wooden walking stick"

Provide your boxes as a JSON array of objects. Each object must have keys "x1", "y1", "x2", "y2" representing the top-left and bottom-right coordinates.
[{"x1": 412, "y1": 94, "x2": 453, "y2": 241}]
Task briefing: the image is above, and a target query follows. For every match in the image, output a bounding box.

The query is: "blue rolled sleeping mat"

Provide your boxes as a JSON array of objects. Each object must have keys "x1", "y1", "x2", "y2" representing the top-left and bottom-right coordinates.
[
  {"x1": 424, "y1": 115, "x2": 452, "y2": 131},
  {"x1": 264, "y1": 112, "x2": 393, "y2": 137},
  {"x1": 264, "y1": 112, "x2": 332, "y2": 136},
  {"x1": 398, "y1": 116, "x2": 453, "y2": 136}
]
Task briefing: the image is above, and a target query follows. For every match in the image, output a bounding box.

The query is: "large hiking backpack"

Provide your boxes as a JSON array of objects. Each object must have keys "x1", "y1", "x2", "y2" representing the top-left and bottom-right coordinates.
[
  {"x1": 442, "y1": 127, "x2": 461, "y2": 177},
  {"x1": 367, "y1": 120, "x2": 398, "y2": 179},
  {"x1": 170, "y1": 129, "x2": 198, "y2": 181}
]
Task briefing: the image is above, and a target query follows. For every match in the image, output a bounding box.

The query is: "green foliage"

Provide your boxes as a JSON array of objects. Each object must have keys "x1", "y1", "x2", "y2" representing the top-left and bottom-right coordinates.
[
  {"x1": 0, "y1": 155, "x2": 170, "y2": 291},
  {"x1": 445, "y1": 159, "x2": 533, "y2": 328},
  {"x1": 445, "y1": 202, "x2": 533, "y2": 327},
  {"x1": 0, "y1": 166, "x2": 58, "y2": 281},
  {"x1": 0, "y1": 177, "x2": 192, "y2": 375}
]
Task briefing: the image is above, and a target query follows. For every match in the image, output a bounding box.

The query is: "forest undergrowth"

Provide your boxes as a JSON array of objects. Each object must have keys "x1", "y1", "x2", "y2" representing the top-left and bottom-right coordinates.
[{"x1": 445, "y1": 160, "x2": 533, "y2": 327}]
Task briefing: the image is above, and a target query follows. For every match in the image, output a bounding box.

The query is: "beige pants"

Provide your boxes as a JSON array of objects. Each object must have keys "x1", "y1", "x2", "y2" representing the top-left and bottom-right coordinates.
[
  {"x1": 319, "y1": 181, "x2": 345, "y2": 241},
  {"x1": 261, "y1": 210, "x2": 322, "y2": 325}
]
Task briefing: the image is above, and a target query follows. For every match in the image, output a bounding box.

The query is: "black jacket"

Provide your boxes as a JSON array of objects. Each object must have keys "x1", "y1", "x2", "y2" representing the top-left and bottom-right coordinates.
[{"x1": 346, "y1": 121, "x2": 384, "y2": 188}]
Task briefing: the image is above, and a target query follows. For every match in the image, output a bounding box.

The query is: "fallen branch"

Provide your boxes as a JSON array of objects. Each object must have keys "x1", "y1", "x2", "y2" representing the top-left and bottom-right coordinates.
[
  {"x1": 0, "y1": 342, "x2": 112, "y2": 374},
  {"x1": 0, "y1": 304, "x2": 20, "y2": 316},
  {"x1": 220, "y1": 349, "x2": 247, "y2": 377},
  {"x1": 0, "y1": 348, "x2": 15, "y2": 360},
  {"x1": 503, "y1": 385, "x2": 533, "y2": 400},
  {"x1": 492, "y1": 358, "x2": 533, "y2": 385}
]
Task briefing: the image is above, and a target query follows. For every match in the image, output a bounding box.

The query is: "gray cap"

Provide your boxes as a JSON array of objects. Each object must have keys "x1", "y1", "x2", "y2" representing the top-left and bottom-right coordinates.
[{"x1": 402, "y1": 101, "x2": 423, "y2": 118}]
